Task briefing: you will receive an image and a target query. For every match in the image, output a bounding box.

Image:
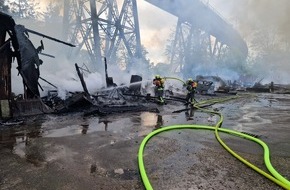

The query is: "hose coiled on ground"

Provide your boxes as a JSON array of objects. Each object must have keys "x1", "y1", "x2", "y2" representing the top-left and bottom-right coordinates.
[{"x1": 138, "y1": 95, "x2": 290, "y2": 190}]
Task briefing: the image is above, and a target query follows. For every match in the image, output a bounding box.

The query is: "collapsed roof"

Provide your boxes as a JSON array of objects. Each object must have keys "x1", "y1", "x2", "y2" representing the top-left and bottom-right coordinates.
[{"x1": 0, "y1": 12, "x2": 41, "y2": 98}]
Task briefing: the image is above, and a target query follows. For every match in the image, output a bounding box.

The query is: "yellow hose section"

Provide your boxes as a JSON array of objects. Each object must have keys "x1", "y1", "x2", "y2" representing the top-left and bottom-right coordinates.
[
  {"x1": 138, "y1": 95, "x2": 290, "y2": 190},
  {"x1": 196, "y1": 104, "x2": 290, "y2": 189},
  {"x1": 163, "y1": 77, "x2": 186, "y2": 85}
]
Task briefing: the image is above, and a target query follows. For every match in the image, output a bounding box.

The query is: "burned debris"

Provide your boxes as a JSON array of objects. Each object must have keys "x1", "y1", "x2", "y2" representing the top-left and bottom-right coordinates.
[
  {"x1": 0, "y1": 10, "x2": 160, "y2": 120},
  {"x1": 1, "y1": 12, "x2": 289, "y2": 121},
  {"x1": 0, "y1": 12, "x2": 74, "y2": 119},
  {"x1": 192, "y1": 75, "x2": 287, "y2": 95}
]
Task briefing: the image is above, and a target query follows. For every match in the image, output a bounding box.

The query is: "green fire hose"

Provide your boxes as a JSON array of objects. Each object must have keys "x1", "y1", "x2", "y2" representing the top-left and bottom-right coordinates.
[{"x1": 138, "y1": 95, "x2": 290, "y2": 190}]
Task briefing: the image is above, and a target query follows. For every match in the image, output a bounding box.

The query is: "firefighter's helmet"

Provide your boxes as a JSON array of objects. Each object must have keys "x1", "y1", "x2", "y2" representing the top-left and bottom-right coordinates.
[{"x1": 155, "y1": 75, "x2": 161, "y2": 79}]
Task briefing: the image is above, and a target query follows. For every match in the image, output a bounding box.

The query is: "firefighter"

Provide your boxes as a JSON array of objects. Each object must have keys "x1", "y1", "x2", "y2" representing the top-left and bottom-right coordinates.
[
  {"x1": 185, "y1": 78, "x2": 197, "y2": 105},
  {"x1": 153, "y1": 75, "x2": 165, "y2": 104}
]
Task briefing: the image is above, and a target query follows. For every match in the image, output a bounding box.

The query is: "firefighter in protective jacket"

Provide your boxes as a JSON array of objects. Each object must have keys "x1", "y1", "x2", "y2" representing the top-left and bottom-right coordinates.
[
  {"x1": 185, "y1": 78, "x2": 197, "y2": 105},
  {"x1": 153, "y1": 75, "x2": 165, "y2": 104}
]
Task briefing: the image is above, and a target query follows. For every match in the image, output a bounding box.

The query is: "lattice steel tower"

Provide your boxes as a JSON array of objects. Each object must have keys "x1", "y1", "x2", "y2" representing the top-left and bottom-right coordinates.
[
  {"x1": 146, "y1": 0, "x2": 248, "y2": 78},
  {"x1": 169, "y1": 20, "x2": 227, "y2": 74},
  {"x1": 62, "y1": 0, "x2": 142, "y2": 72}
]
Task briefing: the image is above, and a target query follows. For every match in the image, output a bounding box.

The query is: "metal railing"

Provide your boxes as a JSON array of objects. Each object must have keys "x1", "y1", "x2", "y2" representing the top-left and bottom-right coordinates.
[{"x1": 200, "y1": 0, "x2": 233, "y2": 28}]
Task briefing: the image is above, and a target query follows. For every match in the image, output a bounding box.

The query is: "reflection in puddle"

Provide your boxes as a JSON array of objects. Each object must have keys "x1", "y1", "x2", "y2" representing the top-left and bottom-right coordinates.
[
  {"x1": 231, "y1": 94, "x2": 284, "y2": 131},
  {"x1": 98, "y1": 119, "x2": 112, "y2": 131},
  {"x1": 45, "y1": 125, "x2": 84, "y2": 137},
  {"x1": 155, "y1": 115, "x2": 163, "y2": 129},
  {"x1": 185, "y1": 107, "x2": 195, "y2": 121},
  {"x1": 0, "y1": 111, "x2": 181, "y2": 162},
  {"x1": 138, "y1": 112, "x2": 159, "y2": 136},
  {"x1": 43, "y1": 117, "x2": 109, "y2": 137},
  {"x1": 140, "y1": 112, "x2": 158, "y2": 127},
  {"x1": 0, "y1": 123, "x2": 46, "y2": 166},
  {"x1": 81, "y1": 124, "x2": 89, "y2": 134}
]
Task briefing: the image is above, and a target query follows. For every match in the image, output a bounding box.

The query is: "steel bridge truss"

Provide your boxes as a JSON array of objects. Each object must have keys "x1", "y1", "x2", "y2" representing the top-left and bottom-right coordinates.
[
  {"x1": 145, "y1": 0, "x2": 248, "y2": 76},
  {"x1": 63, "y1": 0, "x2": 142, "y2": 71},
  {"x1": 169, "y1": 19, "x2": 229, "y2": 74}
]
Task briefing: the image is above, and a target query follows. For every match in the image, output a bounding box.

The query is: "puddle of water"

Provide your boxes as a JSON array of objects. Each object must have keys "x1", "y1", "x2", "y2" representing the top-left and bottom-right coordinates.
[
  {"x1": 4, "y1": 93, "x2": 289, "y2": 163},
  {"x1": 141, "y1": 112, "x2": 158, "y2": 127},
  {"x1": 44, "y1": 125, "x2": 84, "y2": 137},
  {"x1": 228, "y1": 94, "x2": 290, "y2": 135}
]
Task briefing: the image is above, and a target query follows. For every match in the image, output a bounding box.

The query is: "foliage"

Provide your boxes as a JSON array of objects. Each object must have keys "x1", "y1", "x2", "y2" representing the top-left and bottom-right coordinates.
[
  {"x1": 42, "y1": 2, "x2": 62, "y2": 23},
  {"x1": 8, "y1": 0, "x2": 41, "y2": 19},
  {"x1": 0, "y1": 0, "x2": 9, "y2": 13}
]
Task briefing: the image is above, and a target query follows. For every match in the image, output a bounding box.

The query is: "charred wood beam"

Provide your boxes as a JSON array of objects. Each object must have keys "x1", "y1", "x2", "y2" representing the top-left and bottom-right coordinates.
[
  {"x1": 104, "y1": 57, "x2": 116, "y2": 88},
  {"x1": 39, "y1": 76, "x2": 57, "y2": 89},
  {"x1": 38, "y1": 83, "x2": 43, "y2": 91},
  {"x1": 26, "y1": 28, "x2": 76, "y2": 47},
  {"x1": 39, "y1": 52, "x2": 55, "y2": 58},
  {"x1": 0, "y1": 41, "x2": 12, "y2": 100},
  {"x1": 75, "y1": 63, "x2": 89, "y2": 95}
]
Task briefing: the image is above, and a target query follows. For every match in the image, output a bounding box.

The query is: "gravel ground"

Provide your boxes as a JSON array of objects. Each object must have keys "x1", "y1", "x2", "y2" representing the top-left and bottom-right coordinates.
[{"x1": 0, "y1": 93, "x2": 290, "y2": 190}]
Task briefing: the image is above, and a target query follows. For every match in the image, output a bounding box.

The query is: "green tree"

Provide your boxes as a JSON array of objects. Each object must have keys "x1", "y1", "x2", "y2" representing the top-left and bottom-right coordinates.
[
  {"x1": 0, "y1": 0, "x2": 9, "y2": 13},
  {"x1": 8, "y1": 0, "x2": 41, "y2": 19},
  {"x1": 42, "y1": 2, "x2": 62, "y2": 23}
]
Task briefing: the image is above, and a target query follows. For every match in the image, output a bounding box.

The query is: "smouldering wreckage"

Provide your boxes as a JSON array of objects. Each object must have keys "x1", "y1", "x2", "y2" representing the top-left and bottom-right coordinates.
[
  {"x1": 0, "y1": 12, "x2": 223, "y2": 121},
  {"x1": 0, "y1": 12, "x2": 286, "y2": 122},
  {"x1": 0, "y1": 12, "x2": 181, "y2": 121},
  {"x1": 0, "y1": 11, "x2": 77, "y2": 119}
]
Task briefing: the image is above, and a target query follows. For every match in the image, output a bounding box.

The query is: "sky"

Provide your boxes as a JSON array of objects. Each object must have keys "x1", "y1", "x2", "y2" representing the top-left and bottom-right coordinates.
[{"x1": 138, "y1": 0, "x2": 177, "y2": 63}]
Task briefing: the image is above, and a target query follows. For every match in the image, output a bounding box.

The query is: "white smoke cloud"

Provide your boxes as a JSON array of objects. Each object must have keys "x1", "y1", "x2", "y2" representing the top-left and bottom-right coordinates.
[
  {"x1": 11, "y1": 0, "x2": 290, "y2": 99},
  {"x1": 208, "y1": 0, "x2": 290, "y2": 84}
]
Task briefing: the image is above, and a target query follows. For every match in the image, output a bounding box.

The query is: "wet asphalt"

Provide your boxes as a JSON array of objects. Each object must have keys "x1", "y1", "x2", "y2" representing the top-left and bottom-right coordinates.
[{"x1": 0, "y1": 93, "x2": 290, "y2": 190}]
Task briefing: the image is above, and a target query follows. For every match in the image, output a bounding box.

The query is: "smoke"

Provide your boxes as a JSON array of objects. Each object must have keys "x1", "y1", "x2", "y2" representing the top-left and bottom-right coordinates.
[
  {"x1": 138, "y1": 0, "x2": 177, "y2": 63},
  {"x1": 208, "y1": 0, "x2": 290, "y2": 84},
  {"x1": 185, "y1": 63, "x2": 239, "y2": 83},
  {"x1": 38, "y1": 0, "x2": 60, "y2": 6},
  {"x1": 10, "y1": 0, "x2": 290, "y2": 100},
  {"x1": 239, "y1": 0, "x2": 290, "y2": 84},
  {"x1": 39, "y1": 56, "x2": 104, "y2": 99},
  {"x1": 212, "y1": 0, "x2": 290, "y2": 43},
  {"x1": 235, "y1": 1, "x2": 289, "y2": 34},
  {"x1": 9, "y1": 0, "x2": 160, "y2": 99},
  {"x1": 10, "y1": 16, "x2": 106, "y2": 98}
]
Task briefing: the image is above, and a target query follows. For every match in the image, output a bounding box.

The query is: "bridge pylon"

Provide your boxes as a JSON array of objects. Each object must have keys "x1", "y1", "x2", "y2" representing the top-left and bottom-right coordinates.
[
  {"x1": 146, "y1": 0, "x2": 248, "y2": 77},
  {"x1": 62, "y1": 0, "x2": 142, "y2": 73}
]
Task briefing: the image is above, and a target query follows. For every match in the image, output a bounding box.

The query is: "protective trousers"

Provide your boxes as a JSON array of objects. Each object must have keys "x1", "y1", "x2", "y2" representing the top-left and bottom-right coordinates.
[{"x1": 155, "y1": 87, "x2": 164, "y2": 103}]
